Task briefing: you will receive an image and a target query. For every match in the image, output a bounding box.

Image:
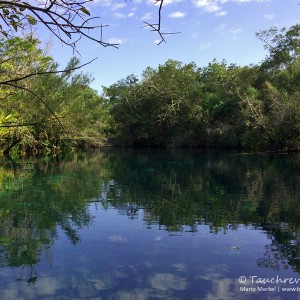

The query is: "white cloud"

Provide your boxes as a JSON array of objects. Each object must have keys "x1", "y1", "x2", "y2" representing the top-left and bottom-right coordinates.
[
  {"x1": 221, "y1": 0, "x2": 269, "y2": 2},
  {"x1": 91, "y1": 0, "x2": 111, "y2": 7},
  {"x1": 163, "y1": 0, "x2": 182, "y2": 5},
  {"x1": 193, "y1": 0, "x2": 217, "y2": 8},
  {"x1": 168, "y1": 11, "x2": 186, "y2": 18},
  {"x1": 230, "y1": 28, "x2": 242, "y2": 39},
  {"x1": 193, "y1": 0, "x2": 267, "y2": 16},
  {"x1": 113, "y1": 12, "x2": 126, "y2": 19},
  {"x1": 141, "y1": 12, "x2": 152, "y2": 20},
  {"x1": 147, "y1": 0, "x2": 182, "y2": 6},
  {"x1": 199, "y1": 41, "x2": 211, "y2": 50},
  {"x1": 214, "y1": 23, "x2": 226, "y2": 32},
  {"x1": 100, "y1": 0, "x2": 111, "y2": 6},
  {"x1": 107, "y1": 38, "x2": 127, "y2": 45},
  {"x1": 193, "y1": 0, "x2": 222, "y2": 13},
  {"x1": 111, "y1": 3, "x2": 127, "y2": 10},
  {"x1": 215, "y1": 11, "x2": 228, "y2": 16},
  {"x1": 264, "y1": 13, "x2": 275, "y2": 20},
  {"x1": 229, "y1": 28, "x2": 242, "y2": 34}
]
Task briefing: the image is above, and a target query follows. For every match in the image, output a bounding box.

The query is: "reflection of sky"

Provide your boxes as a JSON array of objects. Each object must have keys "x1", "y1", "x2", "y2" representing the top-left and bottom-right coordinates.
[{"x1": 0, "y1": 204, "x2": 299, "y2": 300}]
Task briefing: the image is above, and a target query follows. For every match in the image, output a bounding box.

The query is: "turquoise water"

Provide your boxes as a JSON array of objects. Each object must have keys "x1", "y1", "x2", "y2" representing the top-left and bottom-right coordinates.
[{"x1": 0, "y1": 149, "x2": 299, "y2": 299}]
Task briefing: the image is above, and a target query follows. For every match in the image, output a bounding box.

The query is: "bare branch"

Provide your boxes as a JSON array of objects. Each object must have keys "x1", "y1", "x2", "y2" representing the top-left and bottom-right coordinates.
[
  {"x1": 0, "y1": 57, "x2": 98, "y2": 85},
  {"x1": 0, "y1": 0, "x2": 116, "y2": 49},
  {"x1": 143, "y1": 0, "x2": 180, "y2": 44},
  {"x1": 0, "y1": 0, "x2": 179, "y2": 49}
]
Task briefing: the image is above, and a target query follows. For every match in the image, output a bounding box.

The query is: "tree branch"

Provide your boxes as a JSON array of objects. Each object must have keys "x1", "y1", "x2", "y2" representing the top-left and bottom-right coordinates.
[
  {"x1": 0, "y1": 117, "x2": 63, "y2": 127},
  {"x1": 0, "y1": 0, "x2": 116, "y2": 49},
  {"x1": 0, "y1": 57, "x2": 98, "y2": 85},
  {"x1": 143, "y1": 0, "x2": 180, "y2": 45},
  {"x1": 1, "y1": 82, "x2": 68, "y2": 135}
]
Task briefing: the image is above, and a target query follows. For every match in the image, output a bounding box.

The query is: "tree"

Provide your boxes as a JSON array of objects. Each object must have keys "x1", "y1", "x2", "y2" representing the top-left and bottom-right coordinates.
[
  {"x1": 0, "y1": 1, "x2": 173, "y2": 149},
  {"x1": 0, "y1": 0, "x2": 171, "y2": 50},
  {"x1": 0, "y1": 36, "x2": 108, "y2": 155},
  {"x1": 105, "y1": 60, "x2": 226, "y2": 147},
  {"x1": 256, "y1": 24, "x2": 300, "y2": 71},
  {"x1": 0, "y1": 0, "x2": 115, "y2": 49},
  {"x1": 0, "y1": 35, "x2": 54, "y2": 154}
]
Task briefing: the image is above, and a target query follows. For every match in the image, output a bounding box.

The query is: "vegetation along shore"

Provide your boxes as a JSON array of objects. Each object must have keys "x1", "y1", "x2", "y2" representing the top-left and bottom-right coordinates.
[{"x1": 1, "y1": 24, "x2": 300, "y2": 156}]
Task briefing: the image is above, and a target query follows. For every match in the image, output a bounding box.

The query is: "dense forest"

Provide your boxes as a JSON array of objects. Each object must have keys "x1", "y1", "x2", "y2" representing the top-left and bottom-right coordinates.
[{"x1": 0, "y1": 24, "x2": 300, "y2": 155}]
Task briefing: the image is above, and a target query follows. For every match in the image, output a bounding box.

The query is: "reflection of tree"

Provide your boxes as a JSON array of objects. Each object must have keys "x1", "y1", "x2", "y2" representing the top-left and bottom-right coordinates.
[
  {"x1": 0, "y1": 205, "x2": 55, "y2": 282},
  {"x1": 258, "y1": 223, "x2": 300, "y2": 272},
  {"x1": 0, "y1": 153, "x2": 102, "y2": 282},
  {"x1": 0, "y1": 150, "x2": 299, "y2": 278},
  {"x1": 17, "y1": 265, "x2": 38, "y2": 284},
  {"x1": 95, "y1": 149, "x2": 300, "y2": 272}
]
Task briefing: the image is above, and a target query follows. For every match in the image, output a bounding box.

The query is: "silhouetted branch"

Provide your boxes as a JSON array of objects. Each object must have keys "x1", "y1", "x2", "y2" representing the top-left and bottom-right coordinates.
[
  {"x1": 0, "y1": 57, "x2": 98, "y2": 85},
  {"x1": 0, "y1": 0, "x2": 117, "y2": 50},
  {"x1": 143, "y1": 0, "x2": 180, "y2": 45}
]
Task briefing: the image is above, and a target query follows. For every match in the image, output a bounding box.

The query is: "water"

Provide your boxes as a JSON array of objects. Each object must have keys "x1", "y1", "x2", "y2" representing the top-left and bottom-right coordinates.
[{"x1": 0, "y1": 149, "x2": 299, "y2": 300}]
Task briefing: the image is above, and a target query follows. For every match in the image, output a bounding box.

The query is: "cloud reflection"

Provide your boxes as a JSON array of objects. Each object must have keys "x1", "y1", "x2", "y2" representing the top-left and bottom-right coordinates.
[
  {"x1": 108, "y1": 235, "x2": 128, "y2": 243},
  {"x1": 149, "y1": 273, "x2": 187, "y2": 291}
]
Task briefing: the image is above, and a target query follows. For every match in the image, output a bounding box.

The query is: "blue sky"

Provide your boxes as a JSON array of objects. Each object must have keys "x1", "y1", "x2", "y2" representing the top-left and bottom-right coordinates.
[{"x1": 40, "y1": 0, "x2": 300, "y2": 92}]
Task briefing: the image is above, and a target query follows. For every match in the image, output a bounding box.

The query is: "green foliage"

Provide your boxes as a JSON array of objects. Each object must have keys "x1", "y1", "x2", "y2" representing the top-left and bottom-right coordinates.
[
  {"x1": 104, "y1": 59, "x2": 244, "y2": 147},
  {"x1": 0, "y1": 36, "x2": 109, "y2": 155},
  {"x1": 257, "y1": 24, "x2": 300, "y2": 71},
  {"x1": 1, "y1": 24, "x2": 300, "y2": 154},
  {"x1": 105, "y1": 60, "x2": 203, "y2": 146},
  {"x1": 104, "y1": 24, "x2": 300, "y2": 150}
]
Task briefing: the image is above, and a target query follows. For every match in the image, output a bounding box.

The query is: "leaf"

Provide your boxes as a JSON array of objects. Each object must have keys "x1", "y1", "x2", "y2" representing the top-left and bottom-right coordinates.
[
  {"x1": 80, "y1": 7, "x2": 90, "y2": 16},
  {"x1": 10, "y1": 14, "x2": 20, "y2": 20},
  {"x1": 12, "y1": 23, "x2": 18, "y2": 32},
  {"x1": 27, "y1": 15, "x2": 37, "y2": 25}
]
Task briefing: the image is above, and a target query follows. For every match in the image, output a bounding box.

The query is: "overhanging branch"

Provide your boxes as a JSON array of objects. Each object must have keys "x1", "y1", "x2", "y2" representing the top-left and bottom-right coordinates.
[
  {"x1": 0, "y1": 0, "x2": 117, "y2": 49},
  {"x1": 0, "y1": 117, "x2": 63, "y2": 127},
  {"x1": 0, "y1": 57, "x2": 98, "y2": 85},
  {"x1": 2, "y1": 82, "x2": 68, "y2": 135}
]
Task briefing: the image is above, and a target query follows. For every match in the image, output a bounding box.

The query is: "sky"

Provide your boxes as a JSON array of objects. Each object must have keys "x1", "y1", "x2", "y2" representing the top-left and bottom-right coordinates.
[{"x1": 37, "y1": 0, "x2": 300, "y2": 92}]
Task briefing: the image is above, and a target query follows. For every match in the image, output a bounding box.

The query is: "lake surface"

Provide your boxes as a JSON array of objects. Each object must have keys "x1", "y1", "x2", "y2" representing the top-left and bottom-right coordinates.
[{"x1": 0, "y1": 149, "x2": 299, "y2": 300}]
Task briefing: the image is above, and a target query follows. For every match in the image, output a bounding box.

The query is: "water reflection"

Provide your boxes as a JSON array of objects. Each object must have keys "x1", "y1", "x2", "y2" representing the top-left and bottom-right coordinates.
[{"x1": 0, "y1": 149, "x2": 299, "y2": 299}]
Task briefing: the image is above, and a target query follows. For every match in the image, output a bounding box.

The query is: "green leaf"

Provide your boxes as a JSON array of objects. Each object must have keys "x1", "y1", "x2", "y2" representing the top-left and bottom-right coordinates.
[
  {"x1": 27, "y1": 15, "x2": 37, "y2": 25},
  {"x1": 1, "y1": 30, "x2": 8, "y2": 37},
  {"x1": 10, "y1": 14, "x2": 20, "y2": 20},
  {"x1": 80, "y1": 7, "x2": 90, "y2": 16},
  {"x1": 12, "y1": 23, "x2": 18, "y2": 32}
]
